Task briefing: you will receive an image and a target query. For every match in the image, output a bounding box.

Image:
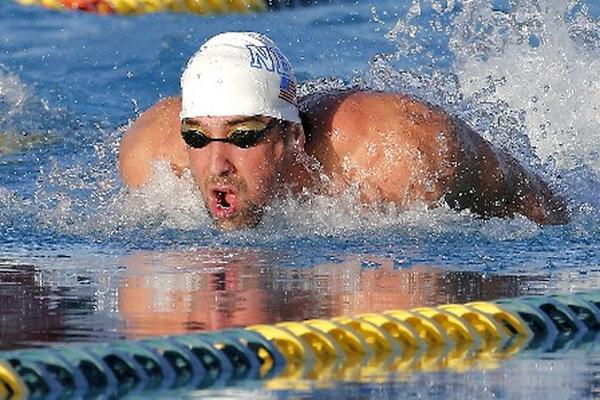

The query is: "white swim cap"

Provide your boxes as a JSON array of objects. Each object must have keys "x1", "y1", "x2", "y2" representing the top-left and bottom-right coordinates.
[{"x1": 180, "y1": 32, "x2": 300, "y2": 123}]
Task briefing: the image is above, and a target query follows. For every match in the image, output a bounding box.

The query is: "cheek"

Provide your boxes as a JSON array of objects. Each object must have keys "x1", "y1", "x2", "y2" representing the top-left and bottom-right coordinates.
[
  {"x1": 186, "y1": 144, "x2": 286, "y2": 195},
  {"x1": 242, "y1": 146, "x2": 285, "y2": 189},
  {"x1": 187, "y1": 151, "x2": 208, "y2": 177}
]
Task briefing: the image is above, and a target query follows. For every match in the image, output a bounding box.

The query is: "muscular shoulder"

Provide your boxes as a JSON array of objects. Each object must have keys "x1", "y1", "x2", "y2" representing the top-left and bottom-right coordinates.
[
  {"x1": 118, "y1": 96, "x2": 187, "y2": 187},
  {"x1": 300, "y1": 90, "x2": 459, "y2": 203},
  {"x1": 128, "y1": 96, "x2": 182, "y2": 136},
  {"x1": 301, "y1": 91, "x2": 452, "y2": 146}
]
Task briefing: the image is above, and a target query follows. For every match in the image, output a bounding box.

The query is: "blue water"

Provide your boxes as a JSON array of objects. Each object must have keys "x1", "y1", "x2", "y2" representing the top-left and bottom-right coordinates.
[{"x1": 1, "y1": 0, "x2": 600, "y2": 398}]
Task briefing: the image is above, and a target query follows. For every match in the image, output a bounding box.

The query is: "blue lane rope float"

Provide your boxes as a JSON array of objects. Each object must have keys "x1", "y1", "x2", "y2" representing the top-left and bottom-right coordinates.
[
  {"x1": 13, "y1": 0, "x2": 321, "y2": 14},
  {"x1": 1, "y1": 290, "x2": 600, "y2": 398}
]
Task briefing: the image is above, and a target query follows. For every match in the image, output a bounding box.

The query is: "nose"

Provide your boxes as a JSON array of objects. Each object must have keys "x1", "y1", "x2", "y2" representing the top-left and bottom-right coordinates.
[{"x1": 207, "y1": 142, "x2": 237, "y2": 177}]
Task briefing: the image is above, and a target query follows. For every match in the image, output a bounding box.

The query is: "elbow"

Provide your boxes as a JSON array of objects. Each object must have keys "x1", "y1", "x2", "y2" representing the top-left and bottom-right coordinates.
[
  {"x1": 518, "y1": 189, "x2": 571, "y2": 225},
  {"x1": 536, "y1": 197, "x2": 571, "y2": 225},
  {"x1": 119, "y1": 165, "x2": 149, "y2": 189}
]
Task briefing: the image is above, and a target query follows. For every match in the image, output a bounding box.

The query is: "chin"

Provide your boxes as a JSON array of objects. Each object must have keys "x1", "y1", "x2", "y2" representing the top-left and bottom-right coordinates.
[{"x1": 213, "y1": 209, "x2": 263, "y2": 231}]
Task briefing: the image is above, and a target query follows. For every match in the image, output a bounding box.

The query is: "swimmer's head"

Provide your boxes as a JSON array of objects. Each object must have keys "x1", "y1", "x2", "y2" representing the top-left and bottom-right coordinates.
[
  {"x1": 180, "y1": 31, "x2": 301, "y2": 123},
  {"x1": 180, "y1": 32, "x2": 306, "y2": 230}
]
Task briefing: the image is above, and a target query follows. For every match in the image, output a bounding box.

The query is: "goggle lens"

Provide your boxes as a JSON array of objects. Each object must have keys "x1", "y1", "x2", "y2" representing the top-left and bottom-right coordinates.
[{"x1": 181, "y1": 119, "x2": 279, "y2": 149}]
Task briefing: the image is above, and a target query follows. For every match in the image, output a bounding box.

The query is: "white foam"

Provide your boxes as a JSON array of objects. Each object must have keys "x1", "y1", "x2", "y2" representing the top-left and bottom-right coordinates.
[
  {"x1": 117, "y1": 161, "x2": 210, "y2": 231},
  {"x1": 452, "y1": 1, "x2": 600, "y2": 215},
  {"x1": 451, "y1": 0, "x2": 600, "y2": 175}
]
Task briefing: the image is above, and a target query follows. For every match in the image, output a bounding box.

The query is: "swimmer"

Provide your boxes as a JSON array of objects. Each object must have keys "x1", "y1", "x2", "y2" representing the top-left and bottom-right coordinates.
[{"x1": 119, "y1": 32, "x2": 569, "y2": 230}]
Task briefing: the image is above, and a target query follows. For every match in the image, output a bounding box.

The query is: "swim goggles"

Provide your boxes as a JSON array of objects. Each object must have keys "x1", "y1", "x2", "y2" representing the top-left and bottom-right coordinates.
[{"x1": 181, "y1": 118, "x2": 281, "y2": 149}]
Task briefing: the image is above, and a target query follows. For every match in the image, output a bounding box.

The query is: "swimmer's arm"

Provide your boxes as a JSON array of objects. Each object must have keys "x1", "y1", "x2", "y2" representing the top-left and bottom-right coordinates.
[
  {"x1": 118, "y1": 96, "x2": 187, "y2": 188},
  {"x1": 305, "y1": 90, "x2": 568, "y2": 224},
  {"x1": 448, "y1": 118, "x2": 570, "y2": 225}
]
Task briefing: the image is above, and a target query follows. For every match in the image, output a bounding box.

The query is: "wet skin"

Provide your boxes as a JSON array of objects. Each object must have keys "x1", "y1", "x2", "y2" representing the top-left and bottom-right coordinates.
[
  {"x1": 182, "y1": 115, "x2": 301, "y2": 230},
  {"x1": 118, "y1": 90, "x2": 570, "y2": 227}
]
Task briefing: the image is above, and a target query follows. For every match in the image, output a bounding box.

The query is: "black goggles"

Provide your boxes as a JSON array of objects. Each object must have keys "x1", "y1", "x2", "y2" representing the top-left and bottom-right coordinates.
[{"x1": 181, "y1": 118, "x2": 281, "y2": 149}]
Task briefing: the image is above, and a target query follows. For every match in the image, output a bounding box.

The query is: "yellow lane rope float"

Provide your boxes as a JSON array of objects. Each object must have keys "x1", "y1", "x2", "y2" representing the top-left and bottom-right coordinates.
[
  {"x1": 1, "y1": 291, "x2": 599, "y2": 398},
  {"x1": 12, "y1": 0, "x2": 306, "y2": 14}
]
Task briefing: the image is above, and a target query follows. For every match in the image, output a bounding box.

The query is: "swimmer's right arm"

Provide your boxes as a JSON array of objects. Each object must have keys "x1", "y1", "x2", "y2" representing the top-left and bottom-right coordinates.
[{"x1": 118, "y1": 97, "x2": 188, "y2": 188}]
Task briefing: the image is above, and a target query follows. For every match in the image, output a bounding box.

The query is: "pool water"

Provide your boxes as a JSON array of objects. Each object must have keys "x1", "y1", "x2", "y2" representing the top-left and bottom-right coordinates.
[{"x1": 1, "y1": 0, "x2": 600, "y2": 398}]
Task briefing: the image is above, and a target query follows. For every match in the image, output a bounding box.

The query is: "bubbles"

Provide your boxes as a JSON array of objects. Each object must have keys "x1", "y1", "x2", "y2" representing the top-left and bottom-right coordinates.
[{"x1": 566, "y1": 0, "x2": 600, "y2": 52}]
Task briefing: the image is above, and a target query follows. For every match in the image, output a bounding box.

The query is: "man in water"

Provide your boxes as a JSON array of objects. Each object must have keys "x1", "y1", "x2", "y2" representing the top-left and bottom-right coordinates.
[{"x1": 119, "y1": 32, "x2": 569, "y2": 230}]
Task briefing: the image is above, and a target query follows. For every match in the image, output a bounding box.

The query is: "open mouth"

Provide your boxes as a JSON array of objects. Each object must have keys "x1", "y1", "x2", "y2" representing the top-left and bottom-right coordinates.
[
  {"x1": 209, "y1": 188, "x2": 239, "y2": 219},
  {"x1": 215, "y1": 190, "x2": 231, "y2": 209}
]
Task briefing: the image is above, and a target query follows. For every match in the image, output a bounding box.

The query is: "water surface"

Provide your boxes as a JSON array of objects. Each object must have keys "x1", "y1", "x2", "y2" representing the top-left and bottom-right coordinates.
[{"x1": 1, "y1": 0, "x2": 600, "y2": 398}]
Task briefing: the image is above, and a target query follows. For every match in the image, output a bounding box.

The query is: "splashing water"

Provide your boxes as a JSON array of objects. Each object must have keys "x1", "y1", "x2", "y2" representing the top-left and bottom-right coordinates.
[
  {"x1": 450, "y1": 0, "x2": 600, "y2": 209},
  {"x1": 0, "y1": 65, "x2": 52, "y2": 155},
  {"x1": 1, "y1": 0, "x2": 599, "y2": 246},
  {"x1": 367, "y1": 0, "x2": 600, "y2": 213}
]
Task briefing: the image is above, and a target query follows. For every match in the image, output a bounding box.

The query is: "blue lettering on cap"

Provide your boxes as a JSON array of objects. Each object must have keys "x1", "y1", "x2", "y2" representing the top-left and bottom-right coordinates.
[
  {"x1": 247, "y1": 45, "x2": 275, "y2": 72},
  {"x1": 270, "y1": 48, "x2": 292, "y2": 77},
  {"x1": 247, "y1": 45, "x2": 292, "y2": 77}
]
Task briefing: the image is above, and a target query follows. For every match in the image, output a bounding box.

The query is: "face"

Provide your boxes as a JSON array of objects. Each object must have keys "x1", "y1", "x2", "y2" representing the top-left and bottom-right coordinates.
[{"x1": 182, "y1": 115, "x2": 296, "y2": 230}]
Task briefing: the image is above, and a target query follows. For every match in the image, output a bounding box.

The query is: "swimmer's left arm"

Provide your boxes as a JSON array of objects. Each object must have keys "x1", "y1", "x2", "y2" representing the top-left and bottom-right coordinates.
[
  {"x1": 448, "y1": 117, "x2": 570, "y2": 225},
  {"x1": 347, "y1": 92, "x2": 571, "y2": 224},
  {"x1": 326, "y1": 91, "x2": 569, "y2": 224}
]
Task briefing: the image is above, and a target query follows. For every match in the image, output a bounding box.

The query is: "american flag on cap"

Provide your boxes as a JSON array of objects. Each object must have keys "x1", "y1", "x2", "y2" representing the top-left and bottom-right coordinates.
[{"x1": 279, "y1": 75, "x2": 297, "y2": 106}]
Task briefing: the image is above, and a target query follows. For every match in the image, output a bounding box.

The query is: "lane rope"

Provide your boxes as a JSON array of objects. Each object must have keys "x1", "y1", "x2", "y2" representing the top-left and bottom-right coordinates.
[
  {"x1": 13, "y1": 0, "x2": 321, "y2": 14},
  {"x1": 1, "y1": 291, "x2": 599, "y2": 398}
]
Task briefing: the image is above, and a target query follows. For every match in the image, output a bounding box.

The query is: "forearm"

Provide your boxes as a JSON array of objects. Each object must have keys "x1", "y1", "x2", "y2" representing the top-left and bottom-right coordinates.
[
  {"x1": 448, "y1": 118, "x2": 570, "y2": 224},
  {"x1": 502, "y1": 154, "x2": 570, "y2": 224}
]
